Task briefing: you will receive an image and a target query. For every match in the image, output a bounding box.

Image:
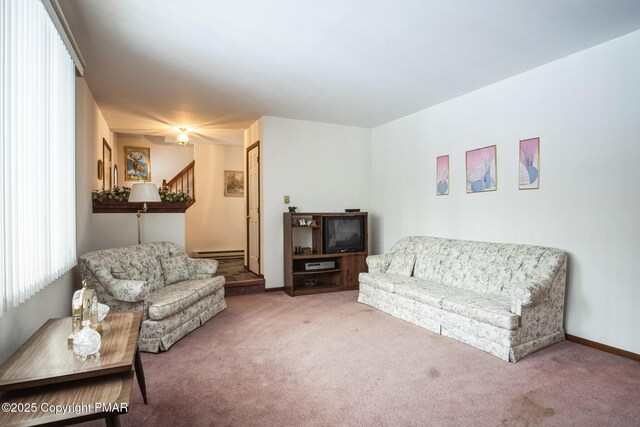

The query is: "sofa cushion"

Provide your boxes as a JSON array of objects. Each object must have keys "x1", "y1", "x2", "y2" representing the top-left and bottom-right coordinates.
[
  {"x1": 160, "y1": 255, "x2": 190, "y2": 285},
  {"x1": 186, "y1": 258, "x2": 219, "y2": 279},
  {"x1": 359, "y1": 273, "x2": 421, "y2": 293},
  {"x1": 148, "y1": 284, "x2": 200, "y2": 321},
  {"x1": 366, "y1": 254, "x2": 393, "y2": 274},
  {"x1": 141, "y1": 289, "x2": 225, "y2": 338},
  {"x1": 176, "y1": 277, "x2": 225, "y2": 299},
  {"x1": 394, "y1": 281, "x2": 461, "y2": 308},
  {"x1": 111, "y1": 266, "x2": 147, "y2": 281},
  {"x1": 440, "y1": 291, "x2": 519, "y2": 330},
  {"x1": 103, "y1": 277, "x2": 149, "y2": 302},
  {"x1": 386, "y1": 253, "x2": 416, "y2": 276},
  {"x1": 147, "y1": 277, "x2": 224, "y2": 321}
]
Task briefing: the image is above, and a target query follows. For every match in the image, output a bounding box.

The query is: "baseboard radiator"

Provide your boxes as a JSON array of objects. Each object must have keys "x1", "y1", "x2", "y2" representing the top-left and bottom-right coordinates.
[{"x1": 191, "y1": 250, "x2": 244, "y2": 259}]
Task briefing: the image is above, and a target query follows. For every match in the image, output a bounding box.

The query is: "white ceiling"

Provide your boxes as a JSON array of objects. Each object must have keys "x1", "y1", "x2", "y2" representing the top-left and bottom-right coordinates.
[{"x1": 60, "y1": 0, "x2": 640, "y2": 145}]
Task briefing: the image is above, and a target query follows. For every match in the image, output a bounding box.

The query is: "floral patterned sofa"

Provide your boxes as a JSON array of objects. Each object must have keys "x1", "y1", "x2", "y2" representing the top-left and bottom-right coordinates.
[
  {"x1": 358, "y1": 236, "x2": 567, "y2": 362},
  {"x1": 79, "y1": 242, "x2": 226, "y2": 352}
]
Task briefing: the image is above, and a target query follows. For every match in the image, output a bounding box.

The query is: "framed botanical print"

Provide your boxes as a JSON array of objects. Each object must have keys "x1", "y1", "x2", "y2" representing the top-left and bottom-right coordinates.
[
  {"x1": 125, "y1": 146, "x2": 151, "y2": 181},
  {"x1": 466, "y1": 145, "x2": 497, "y2": 193},
  {"x1": 224, "y1": 170, "x2": 244, "y2": 197},
  {"x1": 436, "y1": 155, "x2": 449, "y2": 195},
  {"x1": 519, "y1": 137, "x2": 540, "y2": 190}
]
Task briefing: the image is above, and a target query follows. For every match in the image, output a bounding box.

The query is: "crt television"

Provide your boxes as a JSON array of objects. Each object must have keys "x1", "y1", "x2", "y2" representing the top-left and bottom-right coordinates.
[{"x1": 322, "y1": 216, "x2": 365, "y2": 254}]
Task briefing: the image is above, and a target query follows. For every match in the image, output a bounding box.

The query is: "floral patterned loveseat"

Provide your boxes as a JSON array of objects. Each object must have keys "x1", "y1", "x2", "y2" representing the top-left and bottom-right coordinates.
[
  {"x1": 80, "y1": 242, "x2": 226, "y2": 352},
  {"x1": 358, "y1": 236, "x2": 567, "y2": 362}
]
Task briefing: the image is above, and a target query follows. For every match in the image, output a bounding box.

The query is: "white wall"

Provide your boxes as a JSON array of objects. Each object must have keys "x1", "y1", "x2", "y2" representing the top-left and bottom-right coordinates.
[
  {"x1": 185, "y1": 144, "x2": 245, "y2": 255},
  {"x1": 257, "y1": 116, "x2": 371, "y2": 288},
  {"x1": 0, "y1": 78, "x2": 115, "y2": 363},
  {"x1": 116, "y1": 134, "x2": 194, "y2": 188},
  {"x1": 77, "y1": 80, "x2": 118, "y2": 257},
  {"x1": 370, "y1": 31, "x2": 640, "y2": 354},
  {"x1": 92, "y1": 213, "x2": 185, "y2": 250}
]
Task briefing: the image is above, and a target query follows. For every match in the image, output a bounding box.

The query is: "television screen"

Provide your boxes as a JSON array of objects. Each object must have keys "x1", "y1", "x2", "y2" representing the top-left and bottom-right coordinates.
[{"x1": 323, "y1": 216, "x2": 364, "y2": 254}]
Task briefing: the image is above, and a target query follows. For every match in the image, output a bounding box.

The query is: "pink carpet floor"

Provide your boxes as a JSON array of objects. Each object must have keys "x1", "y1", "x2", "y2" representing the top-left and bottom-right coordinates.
[{"x1": 108, "y1": 291, "x2": 639, "y2": 426}]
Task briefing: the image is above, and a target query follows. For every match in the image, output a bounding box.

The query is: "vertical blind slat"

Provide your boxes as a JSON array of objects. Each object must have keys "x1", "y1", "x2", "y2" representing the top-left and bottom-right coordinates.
[{"x1": 0, "y1": 0, "x2": 76, "y2": 315}]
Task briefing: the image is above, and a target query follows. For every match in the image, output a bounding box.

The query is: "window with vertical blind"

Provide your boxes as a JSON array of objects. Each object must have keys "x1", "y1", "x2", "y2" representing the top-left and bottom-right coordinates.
[{"x1": 1, "y1": 0, "x2": 76, "y2": 316}]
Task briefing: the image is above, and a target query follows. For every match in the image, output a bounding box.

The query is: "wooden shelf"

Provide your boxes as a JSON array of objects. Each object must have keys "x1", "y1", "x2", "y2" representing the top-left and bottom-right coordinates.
[
  {"x1": 293, "y1": 284, "x2": 359, "y2": 296},
  {"x1": 92, "y1": 199, "x2": 194, "y2": 213},
  {"x1": 283, "y1": 212, "x2": 368, "y2": 297},
  {"x1": 293, "y1": 253, "x2": 335, "y2": 260},
  {"x1": 293, "y1": 269, "x2": 341, "y2": 276}
]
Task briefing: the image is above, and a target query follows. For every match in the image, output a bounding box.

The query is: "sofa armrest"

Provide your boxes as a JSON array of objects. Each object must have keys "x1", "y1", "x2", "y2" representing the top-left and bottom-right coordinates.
[
  {"x1": 186, "y1": 257, "x2": 219, "y2": 278},
  {"x1": 510, "y1": 280, "x2": 549, "y2": 314},
  {"x1": 366, "y1": 254, "x2": 393, "y2": 274},
  {"x1": 103, "y1": 277, "x2": 150, "y2": 302}
]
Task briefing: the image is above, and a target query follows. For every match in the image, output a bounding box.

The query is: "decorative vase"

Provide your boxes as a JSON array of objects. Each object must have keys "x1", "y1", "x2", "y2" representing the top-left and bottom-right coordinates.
[
  {"x1": 471, "y1": 180, "x2": 486, "y2": 192},
  {"x1": 483, "y1": 169, "x2": 494, "y2": 188},
  {"x1": 437, "y1": 180, "x2": 448, "y2": 194},
  {"x1": 526, "y1": 166, "x2": 538, "y2": 184},
  {"x1": 73, "y1": 320, "x2": 101, "y2": 360}
]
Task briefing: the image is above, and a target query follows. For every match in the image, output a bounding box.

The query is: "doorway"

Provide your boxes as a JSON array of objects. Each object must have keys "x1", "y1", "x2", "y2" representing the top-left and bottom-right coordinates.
[{"x1": 246, "y1": 141, "x2": 260, "y2": 275}]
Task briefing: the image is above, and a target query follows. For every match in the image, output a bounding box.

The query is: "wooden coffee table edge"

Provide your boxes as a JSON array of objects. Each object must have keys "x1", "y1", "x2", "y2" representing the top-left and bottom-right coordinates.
[
  {"x1": 0, "y1": 371, "x2": 134, "y2": 427},
  {"x1": 0, "y1": 312, "x2": 143, "y2": 393}
]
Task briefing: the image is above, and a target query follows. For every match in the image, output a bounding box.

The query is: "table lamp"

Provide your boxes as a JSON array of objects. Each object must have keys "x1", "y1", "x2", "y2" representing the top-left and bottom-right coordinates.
[{"x1": 128, "y1": 182, "x2": 161, "y2": 244}]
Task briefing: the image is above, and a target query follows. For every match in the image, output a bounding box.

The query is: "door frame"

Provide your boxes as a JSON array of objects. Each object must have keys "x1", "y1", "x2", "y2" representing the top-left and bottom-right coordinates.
[{"x1": 245, "y1": 140, "x2": 261, "y2": 273}]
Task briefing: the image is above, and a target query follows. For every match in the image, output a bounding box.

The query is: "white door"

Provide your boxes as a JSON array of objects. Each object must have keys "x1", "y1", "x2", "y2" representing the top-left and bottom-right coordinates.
[{"x1": 247, "y1": 143, "x2": 260, "y2": 274}]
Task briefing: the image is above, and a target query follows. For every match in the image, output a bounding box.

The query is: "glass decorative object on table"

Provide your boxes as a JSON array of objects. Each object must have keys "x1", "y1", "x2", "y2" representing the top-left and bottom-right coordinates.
[
  {"x1": 71, "y1": 280, "x2": 99, "y2": 336},
  {"x1": 96, "y1": 302, "x2": 110, "y2": 323},
  {"x1": 73, "y1": 320, "x2": 101, "y2": 360},
  {"x1": 69, "y1": 279, "x2": 102, "y2": 347}
]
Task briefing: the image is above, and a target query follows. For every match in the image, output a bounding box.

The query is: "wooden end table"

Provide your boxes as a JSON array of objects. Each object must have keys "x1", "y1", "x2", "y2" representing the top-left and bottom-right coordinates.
[{"x1": 0, "y1": 312, "x2": 147, "y2": 426}]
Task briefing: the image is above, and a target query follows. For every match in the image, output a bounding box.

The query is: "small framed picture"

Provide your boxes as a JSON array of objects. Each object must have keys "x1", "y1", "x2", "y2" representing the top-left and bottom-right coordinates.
[
  {"x1": 466, "y1": 145, "x2": 497, "y2": 193},
  {"x1": 103, "y1": 139, "x2": 112, "y2": 189},
  {"x1": 224, "y1": 170, "x2": 244, "y2": 197},
  {"x1": 519, "y1": 137, "x2": 540, "y2": 190},
  {"x1": 125, "y1": 146, "x2": 151, "y2": 182},
  {"x1": 436, "y1": 155, "x2": 449, "y2": 195}
]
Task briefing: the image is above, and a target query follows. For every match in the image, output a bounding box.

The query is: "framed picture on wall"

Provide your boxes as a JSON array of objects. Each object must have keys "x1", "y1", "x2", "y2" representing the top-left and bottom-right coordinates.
[
  {"x1": 125, "y1": 146, "x2": 151, "y2": 181},
  {"x1": 519, "y1": 137, "x2": 540, "y2": 190},
  {"x1": 102, "y1": 139, "x2": 112, "y2": 190},
  {"x1": 466, "y1": 145, "x2": 497, "y2": 193},
  {"x1": 224, "y1": 170, "x2": 244, "y2": 197},
  {"x1": 436, "y1": 155, "x2": 449, "y2": 195}
]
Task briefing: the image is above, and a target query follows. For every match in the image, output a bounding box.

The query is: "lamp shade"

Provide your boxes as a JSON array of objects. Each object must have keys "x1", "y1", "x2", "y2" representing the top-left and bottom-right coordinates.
[{"x1": 128, "y1": 183, "x2": 161, "y2": 203}]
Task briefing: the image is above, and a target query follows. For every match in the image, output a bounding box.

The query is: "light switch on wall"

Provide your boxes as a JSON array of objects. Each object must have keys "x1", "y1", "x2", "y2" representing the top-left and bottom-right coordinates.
[{"x1": 284, "y1": 195, "x2": 290, "y2": 204}]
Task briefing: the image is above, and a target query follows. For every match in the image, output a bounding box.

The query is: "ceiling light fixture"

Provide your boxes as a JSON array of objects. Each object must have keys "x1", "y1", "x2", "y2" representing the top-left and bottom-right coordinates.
[{"x1": 177, "y1": 128, "x2": 189, "y2": 145}]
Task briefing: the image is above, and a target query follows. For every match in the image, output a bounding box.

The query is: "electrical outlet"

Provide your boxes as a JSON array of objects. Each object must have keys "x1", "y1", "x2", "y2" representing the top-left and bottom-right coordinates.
[{"x1": 284, "y1": 195, "x2": 290, "y2": 204}]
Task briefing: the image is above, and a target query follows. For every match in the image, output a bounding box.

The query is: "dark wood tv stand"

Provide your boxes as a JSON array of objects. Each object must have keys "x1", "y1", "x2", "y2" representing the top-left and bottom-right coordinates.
[{"x1": 283, "y1": 212, "x2": 368, "y2": 296}]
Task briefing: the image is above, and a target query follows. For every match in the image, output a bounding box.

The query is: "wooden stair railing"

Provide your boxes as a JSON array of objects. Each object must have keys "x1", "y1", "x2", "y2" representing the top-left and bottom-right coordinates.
[{"x1": 163, "y1": 160, "x2": 195, "y2": 201}]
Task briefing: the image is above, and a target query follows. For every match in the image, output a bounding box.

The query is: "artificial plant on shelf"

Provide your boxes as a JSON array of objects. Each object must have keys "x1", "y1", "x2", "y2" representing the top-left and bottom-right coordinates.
[
  {"x1": 159, "y1": 189, "x2": 192, "y2": 202},
  {"x1": 92, "y1": 187, "x2": 130, "y2": 201},
  {"x1": 92, "y1": 187, "x2": 192, "y2": 203}
]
